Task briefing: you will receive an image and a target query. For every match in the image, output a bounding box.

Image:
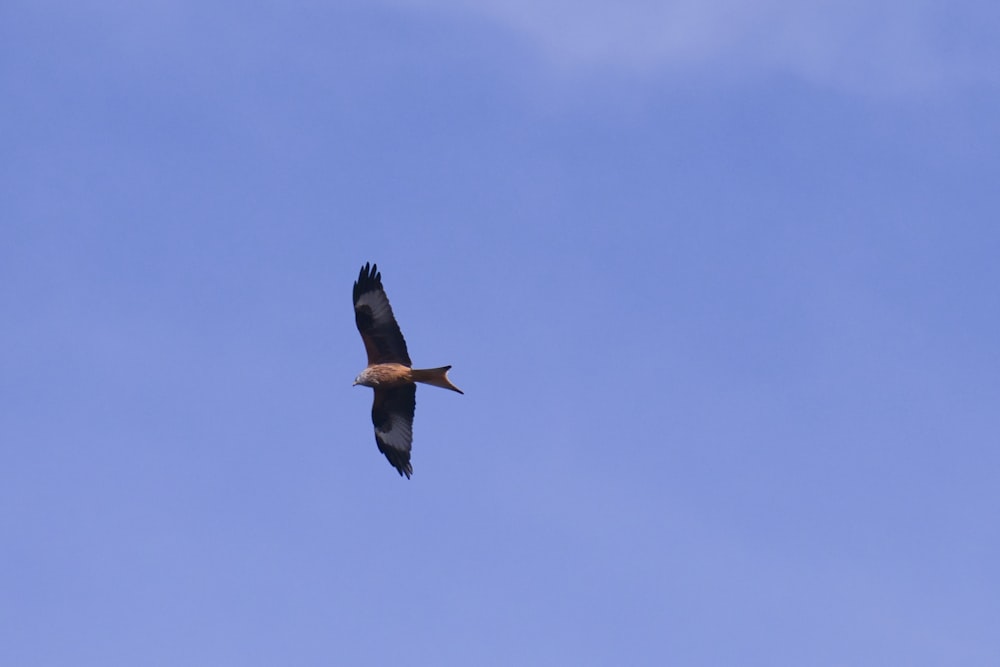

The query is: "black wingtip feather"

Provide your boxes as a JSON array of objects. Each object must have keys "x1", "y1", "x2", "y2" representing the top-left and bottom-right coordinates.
[
  {"x1": 352, "y1": 262, "x2": 382, "y2": 305},
  {"x1": 378, "y1": 442, "x2": 413, "y2": 479}
]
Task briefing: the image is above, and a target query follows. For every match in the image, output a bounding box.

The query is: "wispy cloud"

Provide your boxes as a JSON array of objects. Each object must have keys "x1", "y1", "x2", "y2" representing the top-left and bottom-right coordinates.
[{"x1": 388, "y1": 0, "x2": 998, "y2": 94}]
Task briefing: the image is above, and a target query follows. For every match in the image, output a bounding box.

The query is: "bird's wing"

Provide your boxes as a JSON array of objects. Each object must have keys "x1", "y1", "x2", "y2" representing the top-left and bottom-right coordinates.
[
  {"x1": 371, "y1": 384, "x2": 417, "y2": 478},
  {"x1": 353, "y1": 262, "x2": 412, "y2": 366}
]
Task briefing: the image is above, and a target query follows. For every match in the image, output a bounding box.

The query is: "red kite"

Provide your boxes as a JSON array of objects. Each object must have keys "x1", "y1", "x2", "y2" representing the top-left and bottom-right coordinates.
[{"x1": 353, "y1": 262, "x2": 463, "y2": 477}]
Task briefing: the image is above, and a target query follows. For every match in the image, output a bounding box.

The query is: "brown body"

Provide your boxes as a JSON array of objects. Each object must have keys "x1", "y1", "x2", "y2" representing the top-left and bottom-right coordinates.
[{"x1": 354, "y1": 363, "x2": 463, "y2": 394}]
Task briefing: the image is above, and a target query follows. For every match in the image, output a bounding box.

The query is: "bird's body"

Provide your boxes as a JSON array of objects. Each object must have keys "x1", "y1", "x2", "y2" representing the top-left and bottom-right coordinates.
[
  {"x1": 354, "y1": 362, "x2": 463, "y2": 393},
  {"x1": 353, "y1": 362, "x2": 414, "y2": 388},
  {"x1": 352, "y1": 262, "x2": 462, "y2": 477}
]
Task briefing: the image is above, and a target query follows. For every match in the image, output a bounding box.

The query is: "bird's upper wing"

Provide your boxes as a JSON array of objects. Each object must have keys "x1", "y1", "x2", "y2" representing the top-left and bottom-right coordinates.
[
  {"x1": 353, "y1": 262, "x2": 412, "y2": 366},
  {"x1": 371, "y1": 384, "x2": 417, "y2": 478}
]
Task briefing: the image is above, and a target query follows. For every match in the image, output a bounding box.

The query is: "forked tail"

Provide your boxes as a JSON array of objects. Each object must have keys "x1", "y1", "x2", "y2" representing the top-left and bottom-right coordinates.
[{"x1": 411, "y1": 366, "x2": 464, "y2": 394}]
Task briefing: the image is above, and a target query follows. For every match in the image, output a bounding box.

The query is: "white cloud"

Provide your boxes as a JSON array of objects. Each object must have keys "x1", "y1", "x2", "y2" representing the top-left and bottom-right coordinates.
[{"x1": 388, "y1": 0, "x2": 998, "y2": 94}]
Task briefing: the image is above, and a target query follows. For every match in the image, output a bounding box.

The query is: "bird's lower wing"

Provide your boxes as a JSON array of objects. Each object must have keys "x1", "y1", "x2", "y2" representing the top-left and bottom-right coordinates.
[{"x1": 371, "y1": 384, "x2": 417, "y2": 478}]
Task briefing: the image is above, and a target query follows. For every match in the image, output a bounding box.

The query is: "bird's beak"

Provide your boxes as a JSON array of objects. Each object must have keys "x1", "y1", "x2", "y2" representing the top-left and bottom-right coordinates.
[{"x1": 352, "y1": 380, "x2": 358, "y2": 386}]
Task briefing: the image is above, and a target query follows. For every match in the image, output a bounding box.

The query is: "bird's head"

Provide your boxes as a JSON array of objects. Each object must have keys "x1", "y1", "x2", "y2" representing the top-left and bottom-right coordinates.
[{"x1": 353, "y1": 370, "x2": 375, "y2": 388}]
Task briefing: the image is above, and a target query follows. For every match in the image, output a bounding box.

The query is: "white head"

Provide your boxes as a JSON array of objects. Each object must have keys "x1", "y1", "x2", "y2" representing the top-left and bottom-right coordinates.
[{"x1": 353, "y1": 369, "x2": 377, "y2": 388}]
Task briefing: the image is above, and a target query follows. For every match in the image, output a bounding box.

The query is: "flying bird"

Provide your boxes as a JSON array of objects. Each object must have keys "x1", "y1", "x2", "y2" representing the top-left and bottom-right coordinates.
[{"x1": 352, "y1": 262, "x2": 463, "y2": 478}]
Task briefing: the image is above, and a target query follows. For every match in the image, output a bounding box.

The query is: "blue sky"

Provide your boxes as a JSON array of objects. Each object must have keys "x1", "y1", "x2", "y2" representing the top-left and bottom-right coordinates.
[{"x1": 2, "y1": 1, "x2": 999, "y2": 664}]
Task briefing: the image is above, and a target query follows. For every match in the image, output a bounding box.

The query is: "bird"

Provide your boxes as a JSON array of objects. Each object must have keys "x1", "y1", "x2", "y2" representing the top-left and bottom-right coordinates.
[{"x1": 352, "y1": 262, "x2": 463, "y2": 477}]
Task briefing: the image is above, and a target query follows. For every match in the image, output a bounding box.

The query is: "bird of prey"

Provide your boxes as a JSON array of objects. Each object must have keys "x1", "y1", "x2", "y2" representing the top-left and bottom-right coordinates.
[{"x1": 352, "y1": 262, "x2": 463, "y2": 478}]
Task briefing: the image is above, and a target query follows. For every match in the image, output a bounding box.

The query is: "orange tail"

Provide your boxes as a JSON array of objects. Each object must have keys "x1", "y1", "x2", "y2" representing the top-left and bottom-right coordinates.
[{"x1": 411, "y1": 366, "x2": 464, "y2": 394}]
